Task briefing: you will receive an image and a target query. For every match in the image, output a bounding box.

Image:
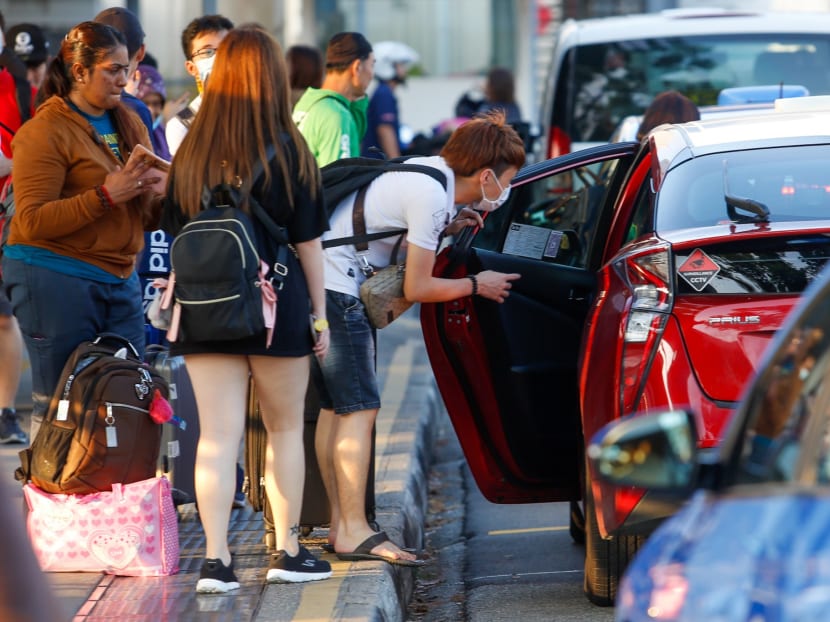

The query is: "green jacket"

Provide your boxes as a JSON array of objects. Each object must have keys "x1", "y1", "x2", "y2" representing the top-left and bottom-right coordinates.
[{"x1": 293, "y1": 88, "x2": 368, "y2": 167}]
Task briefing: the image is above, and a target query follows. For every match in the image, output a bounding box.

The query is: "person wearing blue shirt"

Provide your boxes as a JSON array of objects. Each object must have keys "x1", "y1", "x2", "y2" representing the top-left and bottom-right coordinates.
[
  {"x1": 94, "y1": 7, "x2": 156, "y2": 150},
  {"x1": 360, "y1": 42, "x2": 417, "y2": 159}
]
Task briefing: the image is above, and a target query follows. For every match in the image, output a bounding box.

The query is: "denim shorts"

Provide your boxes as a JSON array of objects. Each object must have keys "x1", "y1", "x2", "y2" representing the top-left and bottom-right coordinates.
[
  {"x1": 310, "y1": 290, "x2": 380, "y2": 414},
  {"x1": 0, "y1": 287, "x2": 11, "y2": 316}
]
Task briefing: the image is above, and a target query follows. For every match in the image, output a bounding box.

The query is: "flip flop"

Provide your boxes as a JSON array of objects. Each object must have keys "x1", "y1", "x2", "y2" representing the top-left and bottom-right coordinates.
[
  {"x1": 335, "y1": 531, "x2": 425, "y2": 567},
  {"x1": 322, "y1": 541, "x2": 416, "y2": 555}
]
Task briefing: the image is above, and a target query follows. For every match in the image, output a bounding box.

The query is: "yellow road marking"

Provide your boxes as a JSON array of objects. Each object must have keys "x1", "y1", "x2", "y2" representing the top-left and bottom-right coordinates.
[
  {"x1": 292, "y1": 559, "x2": 352, "y2": 621},
  {"x1": 488, "y1": 526, "x2": 568, "y2": 535},
  {"x1": 291, "y1": 340, "x2": 415, "y2": 620}
]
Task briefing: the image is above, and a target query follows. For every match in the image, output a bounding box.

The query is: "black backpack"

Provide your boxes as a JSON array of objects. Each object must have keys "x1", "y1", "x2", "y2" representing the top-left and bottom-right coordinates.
[
  {"x1": 319, "y1": 156, "x2": 447, "y2": 249},
  {"x1": 169, "y1": 148, "x2": 289, "y2": 343}
]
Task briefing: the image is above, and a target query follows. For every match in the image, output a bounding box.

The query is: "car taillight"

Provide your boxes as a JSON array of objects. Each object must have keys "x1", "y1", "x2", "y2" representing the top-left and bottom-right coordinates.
[
  {"x1": 547, "y1": 125, "x2": 571, "y2": 159},
  {"x1": 614, "y1": 244, "x2": 673, "y2": 414}
]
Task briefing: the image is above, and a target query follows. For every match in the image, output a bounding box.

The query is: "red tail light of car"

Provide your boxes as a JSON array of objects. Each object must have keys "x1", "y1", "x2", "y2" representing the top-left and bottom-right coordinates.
[
  {"x1": 614, "y1": 244, "x2": 673, "y2": 415},
  {"x1": 547, "y1": 125, "x2": 571, "y2": 159}
]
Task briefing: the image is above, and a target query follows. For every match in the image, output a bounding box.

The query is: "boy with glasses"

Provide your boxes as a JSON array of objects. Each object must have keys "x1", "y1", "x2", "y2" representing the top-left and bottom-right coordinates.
[{"x1": 166, "y1": 14, "x2": 233, "y2": 156}]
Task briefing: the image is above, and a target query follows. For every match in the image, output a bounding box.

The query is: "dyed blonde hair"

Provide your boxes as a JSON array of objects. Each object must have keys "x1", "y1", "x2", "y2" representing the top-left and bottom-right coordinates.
[{"x1": 440, "y1": 109, "x2": 525, "y2": 177}]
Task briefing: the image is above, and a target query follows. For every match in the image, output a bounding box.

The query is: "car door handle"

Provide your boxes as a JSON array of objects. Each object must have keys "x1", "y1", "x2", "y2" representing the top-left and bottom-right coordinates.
[{"x1": 569, "y1": 288, "x2": 587, "y2": 302}]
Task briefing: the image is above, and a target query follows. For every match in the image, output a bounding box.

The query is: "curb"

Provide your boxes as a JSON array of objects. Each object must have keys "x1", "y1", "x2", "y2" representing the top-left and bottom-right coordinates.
[{"x1": 255, "y1": 330, "x2": 442, "y2": 622}]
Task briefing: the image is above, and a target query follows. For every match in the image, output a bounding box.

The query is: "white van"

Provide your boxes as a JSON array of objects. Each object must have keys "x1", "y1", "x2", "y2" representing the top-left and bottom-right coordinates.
[{"x1": 538, "y1": 8, "x2": 830, "y2": 157}]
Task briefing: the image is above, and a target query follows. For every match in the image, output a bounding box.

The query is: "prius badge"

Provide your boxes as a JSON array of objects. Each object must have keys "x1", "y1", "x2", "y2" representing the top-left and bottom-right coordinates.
[{"x1": 708, "y1": 316, "x2": 761, "y2": 326}]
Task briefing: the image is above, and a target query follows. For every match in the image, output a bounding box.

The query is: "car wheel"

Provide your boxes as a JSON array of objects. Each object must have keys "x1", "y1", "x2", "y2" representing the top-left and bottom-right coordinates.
[{"x1": 583, "y1": 462, "x2": 644, "y2": 607}]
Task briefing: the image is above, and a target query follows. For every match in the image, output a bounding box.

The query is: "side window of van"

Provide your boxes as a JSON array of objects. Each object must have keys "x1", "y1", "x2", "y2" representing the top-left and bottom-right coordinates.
[{"x1": 546, "y1": 33, "x2": 830, "y2": 152}]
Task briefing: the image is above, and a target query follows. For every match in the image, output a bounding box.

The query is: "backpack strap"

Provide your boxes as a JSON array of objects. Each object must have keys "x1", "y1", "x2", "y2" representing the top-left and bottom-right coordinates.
[
  {"x1": 246, "y1": 144, "x2": 292, "y2": 289},
  {"x1": 321, "y1": 162, "x2": 445, "y2": 249},
  {"x1": 175, "y1": 106, "x2": 195, "y2": 129},
  {"x1": 351, "y1": 185, "x2": 405, "y2": 276}
]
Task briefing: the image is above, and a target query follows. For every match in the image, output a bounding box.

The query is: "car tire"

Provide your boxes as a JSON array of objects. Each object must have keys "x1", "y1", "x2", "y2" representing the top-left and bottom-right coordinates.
[{"x1": 583, "y1": 462, "x2": 644, "y2": 607}]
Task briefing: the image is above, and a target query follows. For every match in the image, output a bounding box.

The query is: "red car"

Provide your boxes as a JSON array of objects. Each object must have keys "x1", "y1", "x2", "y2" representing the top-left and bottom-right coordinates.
[{"x1": 421, "y1": 100, "x2": 830, "y2": 607}]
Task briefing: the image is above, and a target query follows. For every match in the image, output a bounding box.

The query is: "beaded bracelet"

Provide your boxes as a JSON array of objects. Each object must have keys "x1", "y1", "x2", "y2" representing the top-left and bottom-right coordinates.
[
  {"x1": 95, "y1": 185, "x2": 115, "y2": 210},
  {"x1": 467, "y1": 274, "x2": 478, "y2": 296}
]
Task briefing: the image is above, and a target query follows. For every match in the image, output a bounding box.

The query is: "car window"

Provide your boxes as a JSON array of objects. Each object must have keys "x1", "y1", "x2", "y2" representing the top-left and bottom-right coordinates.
[
  {"x1": 474, "y1": 160, "x2": 622, "y2": 269},
  {"x1": 562, "y1": 34, "x2": 830, "y2": 144},
  {"x1": 622, "y1": 172, "x2": 654, "y2": 244},
  {"x1": 739, "y1": 315, "x2": 830, "y2": 484},
  {"x1": 657, "y1": 145, "x2": 830, "y2": 231}
]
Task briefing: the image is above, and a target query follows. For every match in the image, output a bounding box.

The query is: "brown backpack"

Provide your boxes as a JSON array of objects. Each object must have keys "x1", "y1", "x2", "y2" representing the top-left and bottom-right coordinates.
[{"x1": 16, "y1": 334, "x2": 167, "y2": 494}]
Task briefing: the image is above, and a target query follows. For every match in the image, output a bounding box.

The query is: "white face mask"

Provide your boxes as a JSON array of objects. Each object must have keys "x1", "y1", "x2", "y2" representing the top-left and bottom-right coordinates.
[
  {"x1": 477, "y1": 169, "x2": 511, "y2": 212},
  {"x1": 193, "y1": 55, "x2": 215, "y2": 91}
]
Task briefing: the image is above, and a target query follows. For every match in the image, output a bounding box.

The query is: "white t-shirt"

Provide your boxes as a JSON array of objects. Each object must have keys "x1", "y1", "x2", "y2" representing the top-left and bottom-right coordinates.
[
  {"x1": 165, "y1": 95, "x2": 201, "y2": 156},
  {"x1": 322, "y1": 155, "x2": 455, "y2": 298}
]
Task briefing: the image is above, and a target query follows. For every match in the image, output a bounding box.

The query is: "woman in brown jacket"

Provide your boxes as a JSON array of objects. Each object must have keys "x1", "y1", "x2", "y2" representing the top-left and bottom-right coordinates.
[{"x1": 1, "y1": 21, "x2": 164, "y2": 439}]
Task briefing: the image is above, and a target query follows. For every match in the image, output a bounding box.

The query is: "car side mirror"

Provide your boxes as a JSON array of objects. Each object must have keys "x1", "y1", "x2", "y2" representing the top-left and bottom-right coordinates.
[{"x1": 587, "y1": 410, "x2": 699, "y2": 490}]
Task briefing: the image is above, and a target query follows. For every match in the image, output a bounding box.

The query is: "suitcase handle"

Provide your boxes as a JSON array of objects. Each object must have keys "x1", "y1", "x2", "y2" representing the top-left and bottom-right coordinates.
[{"x1": 93, "y1": 333, "x2": 141, "y2": 359}]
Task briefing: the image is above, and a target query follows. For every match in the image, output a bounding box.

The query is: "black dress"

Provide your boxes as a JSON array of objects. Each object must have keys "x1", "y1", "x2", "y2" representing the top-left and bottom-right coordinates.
[{"x1": 159, "y1": 139, "x2": 328, "y2": 358}]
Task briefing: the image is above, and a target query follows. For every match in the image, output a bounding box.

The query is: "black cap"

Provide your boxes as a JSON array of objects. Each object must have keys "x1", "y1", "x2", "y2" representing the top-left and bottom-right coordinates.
[
  {"x1": 94, "y1": 7, "x2": 145, "y2": 58},
  {"x1": 7, "y1": 23, "x2": 49, "y2": 66}
]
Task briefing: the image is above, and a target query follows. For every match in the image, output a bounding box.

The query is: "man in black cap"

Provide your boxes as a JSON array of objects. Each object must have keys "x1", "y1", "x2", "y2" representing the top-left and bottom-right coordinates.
[
  {"x1": 93, "y1": 7, "x2": 156, "y2": 149},
  {"x1": 293, "y1": 32, "x2": 374, "y2": 167},
  {"x1": 6, "y1": 23, "x2": 49, "y2": 91}
]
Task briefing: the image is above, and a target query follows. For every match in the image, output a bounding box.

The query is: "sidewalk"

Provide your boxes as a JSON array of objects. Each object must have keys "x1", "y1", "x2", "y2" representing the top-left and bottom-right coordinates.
[{"x1": 0, "y1": 310, "x2": 441, "y2": 621}]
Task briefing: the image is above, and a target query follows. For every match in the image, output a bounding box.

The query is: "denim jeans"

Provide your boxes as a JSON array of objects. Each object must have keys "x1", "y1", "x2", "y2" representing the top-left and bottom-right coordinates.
[
  {"x1": 310, "y1": 290, "x2": 380, "y2": 414},
  {"x1": 2, "y1": 258, "x2": 145, "y2": 437}
]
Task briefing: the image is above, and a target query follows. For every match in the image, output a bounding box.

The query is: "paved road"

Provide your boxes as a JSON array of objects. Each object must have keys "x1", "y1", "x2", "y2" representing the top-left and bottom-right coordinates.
[{"x1": 409, "y1": 408, "x2": 616, "y2": 622}]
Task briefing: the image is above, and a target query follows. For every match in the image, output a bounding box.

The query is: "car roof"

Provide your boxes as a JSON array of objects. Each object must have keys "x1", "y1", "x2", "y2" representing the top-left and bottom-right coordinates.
[
  {"x1": 613, "y1": 102, "x2": 777, "y2": 143},
  {"x1": 649, "y1": 102, "x2": 830, "y2": 183},
  {"x1": 557, "y1": 9, "x2": 830, "y2": 47}
]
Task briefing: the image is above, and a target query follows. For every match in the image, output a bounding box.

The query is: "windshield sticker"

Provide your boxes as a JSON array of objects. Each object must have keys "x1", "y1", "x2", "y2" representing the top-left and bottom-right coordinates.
[
  {"x1": 504, "y1": 223, "x2": 563, "y2": 260},
  {"x1": 677, "y1": 248, "x2": 720, "y2": 292}
]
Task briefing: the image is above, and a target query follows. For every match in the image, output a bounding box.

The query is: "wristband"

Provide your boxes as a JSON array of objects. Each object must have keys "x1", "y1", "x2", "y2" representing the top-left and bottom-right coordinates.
[
  {"x1": 467, "y1": 274, "x2": 478, "y2": 296},
  {"x1": 313, "y1": 317, "x2": 329, "y2": 332},
  {"x1": 96, "y1": 185, "x2": 115, "y2": 210}
]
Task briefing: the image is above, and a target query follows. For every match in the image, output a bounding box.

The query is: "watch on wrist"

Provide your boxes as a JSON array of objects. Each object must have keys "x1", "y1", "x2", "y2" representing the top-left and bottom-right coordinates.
[{"x1": 313, "y1": 317, "x2": 329, "y2": 332}]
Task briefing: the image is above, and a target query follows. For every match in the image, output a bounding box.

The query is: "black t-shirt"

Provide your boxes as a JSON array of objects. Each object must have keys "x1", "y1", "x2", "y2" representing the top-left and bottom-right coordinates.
[{"x1": 161, "y1": 136, "x2": 328, "y2": 357}]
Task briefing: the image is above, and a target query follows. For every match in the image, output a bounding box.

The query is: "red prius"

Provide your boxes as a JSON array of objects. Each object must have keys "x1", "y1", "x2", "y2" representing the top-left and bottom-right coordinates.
[{"x1": 421, "y1": 98, "x2": 830, "y2": 607}]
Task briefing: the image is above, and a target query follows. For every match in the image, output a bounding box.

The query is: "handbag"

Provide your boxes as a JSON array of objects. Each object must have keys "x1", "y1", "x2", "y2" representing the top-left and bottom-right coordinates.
[
  {"x1": 24, "y1": 476, "x2": 180, "y2": 576},
  {"x1": 351, "y1": 185, "x2": 414, "y2": 328},
  {"x1": 360, "y1": 262, "x2": 411, "y2": 329}
]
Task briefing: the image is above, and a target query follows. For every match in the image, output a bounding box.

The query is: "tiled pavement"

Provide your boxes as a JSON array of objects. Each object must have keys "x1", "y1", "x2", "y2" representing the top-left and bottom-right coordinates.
[{"x1": 1, "y1": 310, "x2": 440, "y2": 621}]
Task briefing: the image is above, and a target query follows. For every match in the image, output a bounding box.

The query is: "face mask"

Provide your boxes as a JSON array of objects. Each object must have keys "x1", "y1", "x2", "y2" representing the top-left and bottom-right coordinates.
[
  {"x1": 478, "y1": 169, "x2": 511, "y2": 212},
  {"x1": 193, "y1": 55, "x2": 215, "y2": 92}
]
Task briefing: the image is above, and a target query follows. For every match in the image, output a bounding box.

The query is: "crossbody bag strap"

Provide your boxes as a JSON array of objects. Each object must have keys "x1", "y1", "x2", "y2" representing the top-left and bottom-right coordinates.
[
  {"x1": 247, "y1": 143, "x2": 291, "y2": 289},
  {"x1": 351, "y1": 185, "x2": 406, "y2": 276}
]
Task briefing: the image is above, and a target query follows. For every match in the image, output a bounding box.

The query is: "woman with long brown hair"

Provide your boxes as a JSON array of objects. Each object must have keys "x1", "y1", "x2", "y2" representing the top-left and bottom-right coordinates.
[
  {"x1": 2, "y1": 21, "x2": 162, "y2": 442},
  {"x1": 161, "y1": 24, "x2": 331, "y2": 592}
]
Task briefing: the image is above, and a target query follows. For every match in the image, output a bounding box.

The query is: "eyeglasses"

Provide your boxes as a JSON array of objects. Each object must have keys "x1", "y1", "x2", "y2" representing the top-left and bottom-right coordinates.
[{"x1": 191, "y1": 47, "x2": 217, "y2": 61}]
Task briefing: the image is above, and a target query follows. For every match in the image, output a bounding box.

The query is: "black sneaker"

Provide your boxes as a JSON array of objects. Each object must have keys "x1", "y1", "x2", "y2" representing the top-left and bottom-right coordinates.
[
  {"x1": 266, "y1": 546, "x2": 332, "y2": 583},
  {"x1": 0, "y1": 408, "x2": 28, "y2": 444},
  {"x1": 196, "y1": 558, "x2": 240, "y2": 593}
]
